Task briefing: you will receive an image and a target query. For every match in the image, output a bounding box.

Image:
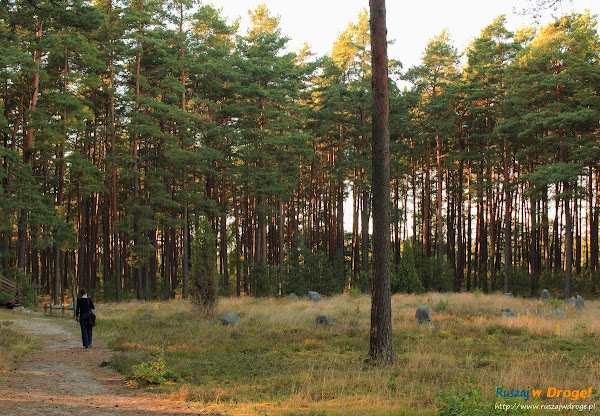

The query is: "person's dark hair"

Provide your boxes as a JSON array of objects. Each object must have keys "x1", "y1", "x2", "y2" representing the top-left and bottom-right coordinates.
[{"x1": 80, "y1": 289, "x2": 86, "y2": 296}]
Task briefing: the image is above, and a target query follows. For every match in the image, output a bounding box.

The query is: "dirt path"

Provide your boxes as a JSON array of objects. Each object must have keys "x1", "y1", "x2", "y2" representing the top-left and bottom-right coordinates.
[{"x1": 0, "y1": 311, "x2": 214, "y2": 416}]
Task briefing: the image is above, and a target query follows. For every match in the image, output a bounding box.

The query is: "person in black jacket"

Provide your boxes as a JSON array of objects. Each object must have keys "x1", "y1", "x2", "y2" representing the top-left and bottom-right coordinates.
[{"x1": 75, "y1": 289, "x2": 94, "y2": 348}]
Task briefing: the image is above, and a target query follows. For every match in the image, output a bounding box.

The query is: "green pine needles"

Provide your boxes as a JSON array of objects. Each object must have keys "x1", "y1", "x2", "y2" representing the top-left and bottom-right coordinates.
[{"x1": 392, "y1": 241, "x2": 425, "y2": 294}]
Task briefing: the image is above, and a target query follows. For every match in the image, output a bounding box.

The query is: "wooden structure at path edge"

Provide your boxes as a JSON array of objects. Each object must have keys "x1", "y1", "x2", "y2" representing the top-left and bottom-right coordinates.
[{"x1": 0, "y1": 275, "x2": 20, "y2": 304}]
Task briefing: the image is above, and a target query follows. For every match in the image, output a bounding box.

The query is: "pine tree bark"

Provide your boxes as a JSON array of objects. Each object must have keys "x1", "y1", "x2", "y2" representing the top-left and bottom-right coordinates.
[
  {"x1": 361, "y1": 189, "x2": 370, "y2": 286},
  {"x1": 564, "y1": 182, "x2": 573, "y2": 299},
  {"x1": 233, "y1": 184, "x2": 242, "y2": 297},
  {"x1": 423, "y1": 143, "x2": 432, "y2": 257},
  {"x1": 279, "y1": 200, "x2": 284, "y2": 295},
  {"x1": 133, "y1": 5, "x2": 143, "y2": 300},
  {"x1": 107, "y1": 0, "x2": 121, "y2": 302},
  {"x1": 369, "y1": 0, "x2": 393, "y2": 365},
  {"x1": 590, "y1": 166, "x2": 599, "y2": 282},
  {"x1": 503, "y1": 139, "x2": 511, "y2": 294},
  {"x1": 436, "y1": 138, "x2": 443, "y2": 277},
  {"x1": 455, "y1": 160, "x2": 465, "y2": 292}
]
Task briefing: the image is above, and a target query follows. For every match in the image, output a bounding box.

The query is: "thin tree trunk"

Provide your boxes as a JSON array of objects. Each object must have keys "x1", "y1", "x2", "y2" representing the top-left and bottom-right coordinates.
[
  {"x1": 575, "y1": 191, "x2": 581, "y2": 275},
  {"x1": 133, "y1": 8, "x2": 143, "y2": 301},
  {"x1": 107, "y1": 3, "x2": 121, "y2": 302},
  {"x1": 467, "y1": 163, "x2": 472, "y2": 291},
  {"x1": 220, "y1": 187, "x2": 229, "y2": 292},
  {"x1": 564, "y1": 182, "x2": 573, "y2": 299},
  {"x1": 361, "y1": 189, "x2": 370, "y2": 287},
  {"x1": 423, "y1": 143, "x2": 431, "y2": 257},
  {"x1": 530, "y1": 194, "x2": 539, "y2": 295},
  {"x1": 542, "y1": 186, "x2": 550, "y2": 273},
  {"x1": 503, "y1": 139, "x2": 511, "y2": 294},
  {"x1": 182, "y1": 198, "x2": 189, "y2": 300},
  {"x1": 455, "y1": 162, "x2": 465, "y2": 292},
  {"x1": 18, "y1": 19, "x2": 43, "y2": 272},
  {"x1": 233, "y1": 184, "x2": 242, "y2": 297},
  {"x1": 279, "y1": 200, "x2": 284, "y2": 295},
  {"x1": 436, "y1": 137, "x2": 443, "y2": 277}
]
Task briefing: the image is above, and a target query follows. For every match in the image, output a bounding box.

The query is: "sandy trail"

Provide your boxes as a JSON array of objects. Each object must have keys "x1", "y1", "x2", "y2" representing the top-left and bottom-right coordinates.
[{"x1": 0, "y1": 311, "x2": 214, "y2": 416}]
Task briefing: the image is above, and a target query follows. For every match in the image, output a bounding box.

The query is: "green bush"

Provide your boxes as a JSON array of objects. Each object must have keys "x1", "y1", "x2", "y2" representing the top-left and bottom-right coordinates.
[
  {"x1": 131, "y1": 353, "x2": 180, "y2": 386},
  {"x1": 392, "y1": 241, "x2": 424, "y2": 294},
  {"x1": 0, "y1": 292, "x2": 14, "y2": 306},
  {"x1": 17, "y1": 275, "x2": 35, "y2": 308},
  {"x1": 434, "y1": 298, "x2": 448, "y2": 312},
  {"x1": 438, "y1": 382, "x2": 532, "y2": 415},
  {"x1": 347, "y1": 286, "x2": 362, "y2": 298}
]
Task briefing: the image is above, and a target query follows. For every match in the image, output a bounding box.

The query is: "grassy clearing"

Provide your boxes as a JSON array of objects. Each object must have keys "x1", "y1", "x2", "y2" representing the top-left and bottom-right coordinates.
[
  {"x1": 0, "y1": 310, "x2": 40, "y2": 371},
  {"x1": 94, "y1": 293, "x2": 600, "y2": 415}
]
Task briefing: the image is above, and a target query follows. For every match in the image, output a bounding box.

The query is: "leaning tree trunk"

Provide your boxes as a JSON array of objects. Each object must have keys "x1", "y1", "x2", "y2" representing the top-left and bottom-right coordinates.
[{"x1": 369, "y1": 0, "x2": 393, "y2": 365}]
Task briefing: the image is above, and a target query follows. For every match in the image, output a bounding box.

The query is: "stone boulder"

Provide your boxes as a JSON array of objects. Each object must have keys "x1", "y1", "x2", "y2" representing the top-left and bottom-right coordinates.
[
  {"x1": 220, "y1": 311, "x2": 240, "y2": 326},
  {"x1": 140, "y1": 312, "x2": 154, "y2": 320},
  {"x1": 540, "y1": 289, "x2": 550, "y2": 302},
  {"x1": 307, "y1": 291, "x2": 321, "y2": 302},
  {"x1": 415, "y1": 305, "x2": 434, "y2": 328},
  {"x1": 501, "y1": 308, "x2": 516, "y2": 318},
  {"x1": 575, "y1": 295, "x2": 584, "y2": 310},
  {"x1": 552, "y1": 309, "x2": 566, "y2": 318},
  {"x1": 315, "y1": 314, "x2": 334, "y2": 326},
  {"x1": 288, "y1": 293, "x2": 299, "y2": 300}
]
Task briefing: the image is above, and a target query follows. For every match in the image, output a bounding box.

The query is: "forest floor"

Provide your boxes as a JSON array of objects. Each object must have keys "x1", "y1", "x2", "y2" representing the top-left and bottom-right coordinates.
[{"x1": 0, "y1": 309, "x2": 215, "y2": 416}]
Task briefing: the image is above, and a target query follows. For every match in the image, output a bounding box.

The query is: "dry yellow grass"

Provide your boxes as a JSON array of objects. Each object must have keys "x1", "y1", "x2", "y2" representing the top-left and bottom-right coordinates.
[{"x1": 92, "y1": 292, "x2": 600, "y2": 415}]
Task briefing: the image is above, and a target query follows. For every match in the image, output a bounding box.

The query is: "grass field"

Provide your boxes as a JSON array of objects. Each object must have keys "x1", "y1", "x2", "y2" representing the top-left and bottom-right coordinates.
[{"x1": 86, "y1": 292, "x2": 600, "y2": 415}]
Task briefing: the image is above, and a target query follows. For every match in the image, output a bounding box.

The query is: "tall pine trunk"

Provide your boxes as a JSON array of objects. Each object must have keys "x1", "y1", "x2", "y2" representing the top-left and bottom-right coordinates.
[{"x1": 369, "y1": 0, "x2": 393, "y2": 365}]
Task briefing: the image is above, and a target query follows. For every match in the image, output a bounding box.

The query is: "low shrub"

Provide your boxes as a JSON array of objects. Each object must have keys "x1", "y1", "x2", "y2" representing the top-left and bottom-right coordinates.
[{"x1": 131, "y1": 352, "x2": 180, "y2": 386}]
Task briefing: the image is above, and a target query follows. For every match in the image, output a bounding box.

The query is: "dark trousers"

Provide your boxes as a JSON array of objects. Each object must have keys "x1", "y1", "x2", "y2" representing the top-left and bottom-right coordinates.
[{"x1": 80, "y1": 314, "x2": 93, "y2": 348}]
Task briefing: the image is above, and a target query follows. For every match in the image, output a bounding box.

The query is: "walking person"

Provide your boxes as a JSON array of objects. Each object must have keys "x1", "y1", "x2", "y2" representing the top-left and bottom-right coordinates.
[{"x1": 75, "y1": 289, "x2": 95, "y2": 349}]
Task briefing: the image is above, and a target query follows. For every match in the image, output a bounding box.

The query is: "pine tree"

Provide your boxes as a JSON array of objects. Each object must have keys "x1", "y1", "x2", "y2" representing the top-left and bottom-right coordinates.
[{"x1": 190, "y1": 219, "x2": 218, "y2": 308}]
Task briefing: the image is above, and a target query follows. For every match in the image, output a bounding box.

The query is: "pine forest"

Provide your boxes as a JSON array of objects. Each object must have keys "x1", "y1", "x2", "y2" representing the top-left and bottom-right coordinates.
[{"x1": 2, "y1": 1, "x2": 600, "y2": 305}]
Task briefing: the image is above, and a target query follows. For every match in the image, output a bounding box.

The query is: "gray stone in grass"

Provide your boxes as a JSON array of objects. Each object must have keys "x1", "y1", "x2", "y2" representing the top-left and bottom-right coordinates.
[
  {"x1": 575, "y1": 295, "x2": 585, "y2": 310},
  {"x1": 307, "y1": 291, "x2": 321, "y2": 302},
  {"x1": 288, "y1": 293, "x2": 300, "y2": 300},
  {"x1": 415, "y1": 305, "x2": 434, "y2": 328},
  {"x1": 220, "y1": 311, "x2": 240, "y2": 326},
  {"x1": 501, "y1": 308, "x2": 516, "y2": 318},
  {"x1": 315, "y1": 314, "x2": 334, "y2": 326},
  {"x1": 568, "y1": 296, "x2": 576, "y2": 306},
  {"x1": 504, "y1": 292, "x2": 514, "y2": 297},
  {"x1": 552, "y1": 309, "x2": 566, "y2": 318},
  {"x1": 540, "y1": 289, "x2": 550, "y2": 302},
  {"x1": 140, "y1": 312, "x2": 154, "y2": 320}
]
